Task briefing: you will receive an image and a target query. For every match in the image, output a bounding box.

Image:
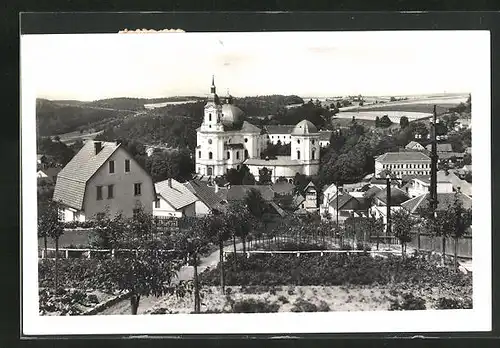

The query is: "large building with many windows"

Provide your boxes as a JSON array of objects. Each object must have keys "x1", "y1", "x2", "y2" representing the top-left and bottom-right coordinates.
[
  {"x1": 374, "y1": 152, "x2": 431, "y2": 178},
  {"x1": 195, "y1": 77, "x2": 321, "y2": 182}
]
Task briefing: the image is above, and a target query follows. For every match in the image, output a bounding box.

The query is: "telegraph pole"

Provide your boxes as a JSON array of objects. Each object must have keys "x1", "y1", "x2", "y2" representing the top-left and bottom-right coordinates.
[
  {"x1": 386, "y1": 174, "x2": 391, "y2": 241},
  {"x1": 429, "y1": 105, "x2": 438, "y2": 211}
]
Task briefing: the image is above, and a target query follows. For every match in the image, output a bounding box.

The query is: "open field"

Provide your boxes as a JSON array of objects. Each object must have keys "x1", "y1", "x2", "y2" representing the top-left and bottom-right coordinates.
[
  {"x1": 144, "y1": 100, "x2": 199, "y2": 109},
  {"x1": 336, "y1": 111, "x2": 432, "y2": 123},
  {"x1": 56, "y1": 130, "x2": 104, "y2": 145},
  {"x1": 144, "y1": 284, "x2": 470, "y2": 314}
]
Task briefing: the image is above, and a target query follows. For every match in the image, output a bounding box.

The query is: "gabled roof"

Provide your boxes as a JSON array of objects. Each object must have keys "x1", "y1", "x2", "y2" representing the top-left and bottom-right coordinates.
[
  {"x1": 264, "y1": 125, "x2": 296, "y2": 135},
  {"x1": 53, "y1": 141, "x2": 121, "y2": 210},
  {"x1": 376, "y1": 152, "x2": 431, "y2": 163},
  {"x1": 364, "y1": 186, "x2": 382, "y2": 198},
  {"x1": 226, "y1": 185, "x2": 275, "y2": 202},
  {"x1": 401, "y1": 192, "x2": 472, "y2": 214},
  {"x1": 271, "y1": 181, "x2": 295, "y2": 195},
  {"x1": 374, "y1": 187, "x2": 410, "y2": 206},
  {"x1": 38, "y1": 167, "x2": 61, "y2": 178},
  {"x1": 329, "y1": 193, "x2": 357, "y2": 210},
  {"x1": 426, "y1": 143, "x2": 453, "y2": 152},
  {"x1": 304, "y1": 181, "x2": 316, "y2": 191},
  {"x1": 319, "y1": 130, "x2": 332, "y2": 141},
  {"x1": 292, "y1": 194, "x2": 306, "y2": 208},
  {"x1": 268, "y1": 201, "x2": 287, "y2": 217},
  {"x1": 437, "y1": 170, "x2": 472, "y2": 196},
  {"x1": 405, "y1": 141, "x2": 424, "y2": 149},
  {"x1": 184, "y1": 180, "x2": 226, "y2": 211},
  {"x1": 155, "y1": 179, "x2": 198, "y2": 210}
]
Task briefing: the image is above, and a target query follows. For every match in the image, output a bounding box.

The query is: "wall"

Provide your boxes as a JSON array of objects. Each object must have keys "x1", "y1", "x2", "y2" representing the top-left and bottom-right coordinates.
[
  {"x1": 195, "y1": 200, "x2": 211, "y2": 216},
  {"x1": 84, "y1": 147, "x2": 155, "y2": 219}
]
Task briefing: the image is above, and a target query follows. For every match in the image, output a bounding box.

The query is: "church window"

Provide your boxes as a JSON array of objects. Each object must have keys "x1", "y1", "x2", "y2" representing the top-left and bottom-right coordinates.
[
  {"x1": 227, "y1": 151, "x2": 230, "y2": 159},
  {"x1": 297, "y1": 139, "x2": 301, "y2": 144},
  {"x1": 236, "y1": 151, "x2": 240, "y2": 160},
  {"x1": 209, "y1": 152, "x2": 213, "y2": 160},
  {"x1": 208, "y1": 139, "x2": 212, "y2": 144},
  {"x1": 209, "y1": 113, "x2": 212, "y2": 122},
  {"x1": 312, "y1": 150, "x2": 316, "y2": 160},
  {"x1": 297, "y1": 150, "x2": 301, "y2": 160},
  {"x1": 244, "y1": 138, "x2": 248, "y2": 143},
  {"x1": 312, "y1": 139, "x2": 315, "y2": 145},
  {"x1": 198, "y1": 151, "x2": 201, "y2": 158}
]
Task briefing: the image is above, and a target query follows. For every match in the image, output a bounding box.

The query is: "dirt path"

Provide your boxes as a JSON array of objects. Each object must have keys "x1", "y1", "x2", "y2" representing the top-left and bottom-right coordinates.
[{"x1": 98, "y1": 242, "x2": 244, "y2": 315}]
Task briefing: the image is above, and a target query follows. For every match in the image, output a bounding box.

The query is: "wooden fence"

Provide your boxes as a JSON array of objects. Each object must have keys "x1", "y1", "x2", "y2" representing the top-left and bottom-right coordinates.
[{"x1": 408, "y1": 232, "x2": 472, "y2": 259}]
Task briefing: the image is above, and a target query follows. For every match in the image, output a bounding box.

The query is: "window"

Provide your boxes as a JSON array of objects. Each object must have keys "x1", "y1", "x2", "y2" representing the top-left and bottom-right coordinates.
[
  {"x1": 199, "y1": 151, "x2": 201, "y2": 158},
  {"x1": 312, "y1": 150, "x2": 316, "y2": 160},
  {"x1": 244, "y1": 138, "x2": 248, "y2": 143},
  {"x1": 227, "y1": 151, "x2": 230, "y2": 159},
  {"x1": 245, "y1": 150, "x2": 249, "y2": 159},
  {"x1": 134, "y1": 183, "x2": 142, "y2": 196},
  {"x1": 297, "y1": 139, "x2": 301, "y2": 144},
  {"x1": 209, "y1": 113, "x2": 212, "y2": 121},
  {"x1": 312, "y1": 140, "x2": 315, "y2": 145},
  {"x1": 297, "y1": 150, "x2": 301, "y2": 160},
  {"x1": 154, "y1": 198, "x2": 160, "y2": 208},
  {"x1": 236, "y1": 151, "x2": 240, "y2": 160},
  {"x1": 125, "y1": 159, "x2": 130, "y2": 172},
  {"x1": 96, "y1": 186, "x2": 103, "y2": 200},
  {"x1": 109, "y1": 160, "x2": 115, "y2": 174},
  {"x1": 208, "y1": 139, "x2": 212, "y2": 144},
  {"x1": 107, "y1": 185, "x2": 114, "y2": 199},
  {"x1": 209, "y1": 152, "x2": 213, "y2": 160}
]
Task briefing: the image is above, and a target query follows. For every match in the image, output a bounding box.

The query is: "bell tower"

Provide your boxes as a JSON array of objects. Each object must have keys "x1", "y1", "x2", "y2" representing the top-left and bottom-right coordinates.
[{"x1": 201, "y1": 75, "x2": 223, "y2": 132}]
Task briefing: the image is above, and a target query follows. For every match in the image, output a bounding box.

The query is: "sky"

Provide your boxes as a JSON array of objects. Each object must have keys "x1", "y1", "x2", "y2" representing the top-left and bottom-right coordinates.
[{"x1": 22, "y1": 31, "x2": 484, "y2": 101}]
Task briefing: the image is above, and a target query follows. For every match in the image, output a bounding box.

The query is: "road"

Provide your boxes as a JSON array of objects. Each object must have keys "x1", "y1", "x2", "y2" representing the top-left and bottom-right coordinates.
[{"x1": 98, "y1": 242, "x2": 244, "y2": 315}]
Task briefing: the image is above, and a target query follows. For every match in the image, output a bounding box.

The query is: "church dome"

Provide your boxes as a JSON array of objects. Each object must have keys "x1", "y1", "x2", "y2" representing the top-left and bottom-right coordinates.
[
  {"x1": 292, "y1": 120, "x2": 318, "y2": 135},
  {"x1": 221, "y1": 104, "x2": 245, "y2": 128}
]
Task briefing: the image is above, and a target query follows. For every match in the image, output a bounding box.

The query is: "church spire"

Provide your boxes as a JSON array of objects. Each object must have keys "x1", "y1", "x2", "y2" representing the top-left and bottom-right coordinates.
[{"x1": 211, "y1": 75, "x2": 216, "y2": 94}]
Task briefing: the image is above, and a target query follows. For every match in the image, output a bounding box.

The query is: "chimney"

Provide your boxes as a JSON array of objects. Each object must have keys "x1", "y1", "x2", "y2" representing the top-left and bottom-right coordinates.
[
  {"x1": 94, "y1": 141, "x2": 102, "y2": 155},
  {"x1": 168, "y1": 178, "x2": 172, "y2": 188}
]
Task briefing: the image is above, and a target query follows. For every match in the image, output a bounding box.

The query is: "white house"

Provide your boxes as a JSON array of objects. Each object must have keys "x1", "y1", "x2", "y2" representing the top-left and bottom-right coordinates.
[
  {"x1": 36, "y1": 167, "x2": 61, "y2": 183},
  {"x1": 183, "y1": 179, "x2": 228, "y2": 216},
  {"x1": 264, "y1": 125, "x2": 295, "y2": 145},
  {"x1": 319, "y1": 130, "x2": 332, "y2": 148},
  {"x1": 405, "y1": 141, "x2": 425, "y2": 151},
  {"x1": 369, "y1": 187, "x2": 410, "y2": 228},
  {"x1": 303, "y1": 181, "x2": 318, "y2": 212},
  {"x1": 153, "y1": 178, "x2": 198, "y2": 217},
  {"x1": 53, "y1": 140, "x2": 155, "y2": 222}
]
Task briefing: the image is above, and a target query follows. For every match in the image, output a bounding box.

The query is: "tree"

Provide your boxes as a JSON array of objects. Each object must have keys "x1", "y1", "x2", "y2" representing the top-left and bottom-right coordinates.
[
  {"x1": 390, "y1": 96, "x2": 396, "y2": 102},
  {"x1": 399, "y1": 116, "x2": 409, "y2": 129},
  {"x1": 258, "y1": 167, "x2": 273, "y2": 185},
  {"x1": 378, "y1": 115, "x2": 393, "y2": 128},
  {"x1": 38, "y1": 200, "x2": 64, "y2": 291},
  {"x1": 99, "y1": 207, "x2": 181, "y2": 314},
  {"x1": 245, "y1": 188, "x2": 266, "y2": 221},
  {"x1": 375, "y1": 116, "x2": 380, "y2": 128},
  {"x1": 392, "y1": 208, "x2": 418, "y2": 259},
  {"x1": 463, "y1": 153, "x2": 472, "y2": 165},
  {"x1": 205, "y1": 212, "x2": 231, "y2": 293}
]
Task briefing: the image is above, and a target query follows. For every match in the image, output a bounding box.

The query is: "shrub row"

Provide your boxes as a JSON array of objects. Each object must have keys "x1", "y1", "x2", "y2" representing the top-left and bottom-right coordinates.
[{"x1": 201, "y1": 253, "x2": 472, "y2": 288}]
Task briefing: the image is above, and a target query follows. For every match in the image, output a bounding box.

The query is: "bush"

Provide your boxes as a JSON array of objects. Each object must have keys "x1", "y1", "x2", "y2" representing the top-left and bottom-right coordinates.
[
  {"x1": 278, "y1": 295, "x2": 289, "y2": 304},
  {"x1": 436, "y1": 297, "x2": 473, "y2": 309},
  {"x1": 317, "y1": 300, "x2": 330, "y2": 312},
  {"x1": 232, "y1": 299, "x2": 280, "y2": 313},
  {"x1": 291, "y1": 298, "x2": 318, "y2": 312},
  {"x1": 389, "y1": 293, "x2": 426, "y2": 311}
]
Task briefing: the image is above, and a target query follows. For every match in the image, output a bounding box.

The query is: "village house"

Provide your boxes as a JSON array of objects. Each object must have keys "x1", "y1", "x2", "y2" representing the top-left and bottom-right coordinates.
[
  {"x1": 53, "y1": 140, "x2": 155, "y2": 222},
  {"x1": 183, "y1": 179, "x2": 228, "y2": 216},
  {"x1": 301, "y1": 182, "x2": 318, "y2": 213},
  {"x1": 374, "y1": 152, "x2": 431, "y2": 178},
  {"x1": 36, "y1": 167, "x2": 61, "y2": 184},
  {"x1": 454, "y1": 118, "x2": 472, "y2": 131},
  {"x1": 405, "y1": 141, "x2": 425, "y2": 151},
  {"x1": 437, "y1": 170, "x2": 472, "y2": 197},
  {"x1": 403, "y1": 175, "x2": 453, "y2": 198},
  {"x1": 318, "y1": 130, "x2": 332, "y2": 148},
  {"x1": 401, "y1": 191, "x2": 472, "y2": 216},
  {"x1": 322, "y1": 192, "x2": 369, "y2": 223},
  {"x1": 220, "y1": 184, "x2": 286, "y2": 218},
  {"x1": 368, "y1": 186, "x2": 410, "y2": 226},
  {"x1": 153, "y1": 178, "x2": 199, "y2": 218}
]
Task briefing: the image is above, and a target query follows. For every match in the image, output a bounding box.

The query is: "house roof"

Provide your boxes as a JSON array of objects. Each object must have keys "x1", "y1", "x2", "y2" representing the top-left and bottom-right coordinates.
[
  {"x1": 38, "y1": 167, "x2": 61, "y2": 178},
  {"x1": 426, "y1": 143, "x2": 453, "y2": 152},
  {"x1": 304, "y1": 181, "x2": 316, "y2": 190},
  {"x1": 319, "y1": 130, "x2": 332, "y2": 141},
  {"x1": 264, "y1": 125, "x2": 296, "y2": 135},
  {"x1": 269, "y1": 201, "x2": 287, "y2": 217},
  {"x1": 405, "y1": 141, "x2": 424, "y2": 149},
  {"x1": 363, "y1": 186, "x2": 382, "y2": 198},
  {"x1": 437, "y1": 170, "x2": 472, "y2": 196},
  {"x1": 437, "y1": 152, "x2": 465, "y2": 160},
  {"x1": 376, "y1": 151, "x2": 431, "y2": 163},
  {"x1": 374, "y1": 187, "x2": 410, "y2": 206},
  {"x1": 401, "y1": 192, "x2": 472, "y2": 214},
  {"x1": 155, "y1": 179, "x2": 199, "y2": 210},
  {"x1": 184, "y1": 180, "x2": 226, "y2": 211},
  {"x1": 329, "y1": 193, "x2": 357, "y2": 210},
  {"x1": 293, "y1": 194, "x2": 306, "y2": 208},
  {"x1": 226, "y1": 185, "x2": 275, "y2": 202},
  {"x1": 53, "y1": 141, "x2": 121, "y2": 210},
  {"x1": 271, "y1": 181, "x2": 295, "y2": 195}
]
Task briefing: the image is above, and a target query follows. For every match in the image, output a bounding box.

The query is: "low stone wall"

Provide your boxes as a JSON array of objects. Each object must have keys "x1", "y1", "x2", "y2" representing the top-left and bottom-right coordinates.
[{"x1": 84, "y1": 291, "x2": 131, "y2": 315}]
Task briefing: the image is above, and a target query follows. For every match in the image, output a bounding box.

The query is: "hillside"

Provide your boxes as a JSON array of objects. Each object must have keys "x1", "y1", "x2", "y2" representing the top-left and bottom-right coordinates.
[{"x1": 234, "y1": 95, "x2": 304, "y2": 117}]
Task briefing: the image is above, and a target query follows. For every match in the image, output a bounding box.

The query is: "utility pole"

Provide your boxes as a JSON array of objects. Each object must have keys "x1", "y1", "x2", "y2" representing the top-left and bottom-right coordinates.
[
  {"x1": 430, "y1": 105, "x2": 438, "y2": 211},
  {"x1": 336, "y1": 182, "x2": 340, "y2": 245},
  {"x1": 386, "y1": 174, "x2": 392, "y2": 242}
]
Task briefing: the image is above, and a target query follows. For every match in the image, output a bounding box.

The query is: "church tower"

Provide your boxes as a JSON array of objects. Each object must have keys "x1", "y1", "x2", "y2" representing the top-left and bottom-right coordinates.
[{"x1": 201, "y1": 75, "x2": 224, "y2": 132}]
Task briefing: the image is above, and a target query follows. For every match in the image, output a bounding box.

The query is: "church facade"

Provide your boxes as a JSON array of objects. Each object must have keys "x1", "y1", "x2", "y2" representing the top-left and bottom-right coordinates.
[{"x1": 195, "y1": 77, "x2": 321, "y2": 182}]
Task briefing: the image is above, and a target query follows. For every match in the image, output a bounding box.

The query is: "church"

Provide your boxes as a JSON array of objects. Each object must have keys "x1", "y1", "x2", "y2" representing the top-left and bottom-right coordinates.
[{"x1": 195, "y1": 77, "x2": 321, "y2": 183}]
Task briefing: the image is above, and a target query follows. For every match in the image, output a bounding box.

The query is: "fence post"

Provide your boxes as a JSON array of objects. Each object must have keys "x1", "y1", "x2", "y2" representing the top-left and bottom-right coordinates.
[
  {"x1": 111, "y1": 249, "x2": 115, "y2": 259},
  {"x1": 65, "y1": 249, "x2": 69, "y2": 259},
  {"x1": 87, "y1": 250, "x2": 91, "y2": 259},
  {"x1": 41, "y1": 249, "x2": 45, "y2": 259}
]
